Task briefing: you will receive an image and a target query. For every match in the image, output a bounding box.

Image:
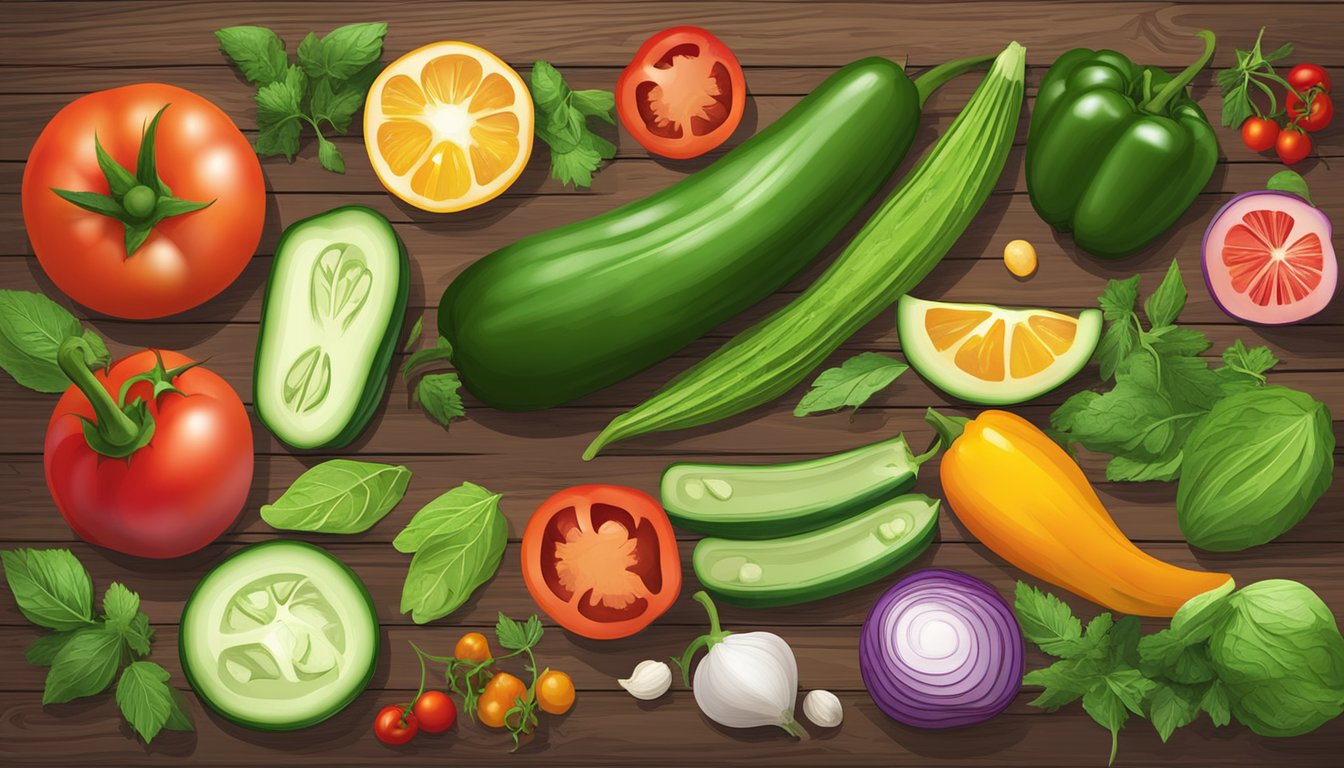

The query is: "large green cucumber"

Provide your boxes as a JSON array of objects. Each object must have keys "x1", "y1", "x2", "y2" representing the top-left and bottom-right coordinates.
[
  {"x1": 254, "y1": 206, "x2": 408, "y2": 450},
  {"x1": 438, "y1": 58, "x2": 923, "y2": 411}
]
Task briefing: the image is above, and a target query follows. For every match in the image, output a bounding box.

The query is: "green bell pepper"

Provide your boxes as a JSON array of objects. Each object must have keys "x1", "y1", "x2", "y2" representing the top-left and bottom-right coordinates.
[{"x1": 1026, "y1": 31, "x2": 1219, "y2": 259}]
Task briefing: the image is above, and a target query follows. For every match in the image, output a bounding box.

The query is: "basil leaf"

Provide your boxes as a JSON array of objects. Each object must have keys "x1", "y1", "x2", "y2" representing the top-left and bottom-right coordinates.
[
  {"x1": 215, "y1": 26, "x2": 290, "y2": 86},
  {"x1": 1266, "y1": 169, "x2": 1315, "y2": 206},
  {"x1": 261, "y1": 459, "x2": 411, "y2": 534},
  {"x1": 25, "y1": 627, "x2": 100, "y2": 666},
  {"x1": 1143, "y1": 259, "x2": 1187, "y2": 329},
  {"x1": 393, "y1": 482, "x2": 502, "y2": 554},
  {"x1": 0, "y1": 291, "x2": 108, "y2": 393},
  {"x1": 399, "y1": 487, "x2": 507, "y2": 624},
  {"x1": 42, "y1": 627, "x2": 125, "y2": 704},
  {"x1": 299, "y1": 22, "x2": 387, "y2": 80},
  {"x1": 794, "y1": 352, "x2": 908, "y2": 416},
  {"x1": 116, "y1": 661, "x2": 176, "y2": 743},
  {"x1": 1, "y1": 548, "x2": 96, "y2": 631}
]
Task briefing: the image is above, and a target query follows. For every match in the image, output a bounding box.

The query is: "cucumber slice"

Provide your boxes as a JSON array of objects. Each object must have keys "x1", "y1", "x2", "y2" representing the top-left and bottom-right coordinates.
[
  {"x1": 254, "y1": 206, "x2": 409, "y2": 449},
  {"x1": 179, "y1": 541, "x2": 379, "y2": 731},
  {"x1": 693, "y1": 494, "x2": 940, "y2": 607},
  {"x1": 660, "y1": 435, "x2": 926, "y2": 538}
]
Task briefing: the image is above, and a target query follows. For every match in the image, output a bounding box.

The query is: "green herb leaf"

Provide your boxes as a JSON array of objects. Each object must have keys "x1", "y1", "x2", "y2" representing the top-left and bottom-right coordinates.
[
  {"x1": 316, "y1": 136, "x2": 345, "y2": 173},
  {"x1": 254, "y1": 66, "x2": 306, "y2": 160},
  {"x1": 255, "y1": 117, "x2": 303, "y2": 160},
  {"x1": 496, "y1": 613, "x2": 544, "y2": 652},
  {"x1": 416, "y1": 373, "x2": 465, "y2": 428},
  {"x1": 1023, "y1": 658, "x2": 1092, "y2": 710},
  {"x1": 572, "y1": 90, "x2": 616, "y2": 123},
  {"x1": 401, "y1": 336, "x2": 453, "y2": 380},
  {"x1": 215, "y1": 26, "x2": 290, "y2": 85},
  {"x1": 52, "y1": 189, "x2": 126, "y2": 219},
  {"x1": 1014, "y1": 581, "x2": 1085, "y2": 657},
  {"x1": 94, "y1": 134, "x2": 138, "y2": 199},
  {"x1": 1266, "y1": 170, "x2": 1314, "y2": 205},
  {"x1": 101, "y1": 582, "x2": 139, "y2": 627},
  {"x1": 1104, "y1": 453, "x2": 1184, "y2": 483},
  {"x1": 402, "y1": 317, "x2": 424, "y2": 352},
  {"x1": 1, "y1": 548, "x2": 96, "y2": 631},
  {"x1": 0, "y1": 291, "x2": 109, "y2": 393},
  {"x1": 530, "y1": 60, "x2": 616, "y2": 189},
  {"x1": 1200, "y1": 679, "x2": 1231, "y2": 727},
  {"x1": 1098, "y1": 275, "x2": 1140, "y2": 321},
  {"x1": 262, "y1": 459, "x2": 412, "y2": 534},
  {"x1": 116, "y1": 661, "x2": 178, "y2": 743},
  {"x1": 1143, "y1": 260, "x2": 1187, "y2": 329},
  {"x1": 310, "y1": 78, "x2": 368, "y2": 133},
  {"x1": 1082, "y1": 682, "x2": 1128, "y2": 766},
  {"x1": 42, "y1": 627, "x2": 125, "y2": 704},
  {"x1": 393, "y1": 482, "x2": 502, "y2": 554},
  {"x1": 794, "y1": 352, "x2": 909, "y2": 417},
  {"x1": 25, "y1": 627, "x2": 98, "y2": 666},
  {"x1": 298, "y1": 22, "x2": 387, "y2": 80},
  {"x1": 1147, "y1": 682, "x2": 1202, "y2": 742}
]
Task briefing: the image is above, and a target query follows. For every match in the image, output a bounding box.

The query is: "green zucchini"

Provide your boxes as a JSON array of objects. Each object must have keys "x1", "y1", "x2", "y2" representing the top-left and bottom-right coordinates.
[
  {"x1": 584, "y1": 43, "x2": 1026, "y2": 459},
  {"x1": 694, "y1": 494, "x2": 940, "y2": 607},
  {"x1": 661, "y1": 434, "x2": 930, "y2": 538},
  {"x1": 254, "y1": 206, "x2": 408, "y2": 450},
  {"x1": 439, "y1": 56, "x2": 992, "y2": 411}
]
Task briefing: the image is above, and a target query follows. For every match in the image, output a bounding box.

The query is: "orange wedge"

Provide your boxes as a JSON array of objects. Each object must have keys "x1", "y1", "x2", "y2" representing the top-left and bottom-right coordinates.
[
  {"x1": 364, "y1": 42, "x2": 534, "y2": 212},
  {"x1": 897, "y1": 295, "x2": 1102, "y2": 405}
]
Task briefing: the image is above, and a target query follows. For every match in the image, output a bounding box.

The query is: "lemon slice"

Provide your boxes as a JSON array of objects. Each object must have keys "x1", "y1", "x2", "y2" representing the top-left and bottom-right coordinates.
[
  {"x1": 897, "y1": 295, "x2": 1102, "y2": 405},
  {"x1": 364, "y1": 42, "x2": 534, "y2": 212}
]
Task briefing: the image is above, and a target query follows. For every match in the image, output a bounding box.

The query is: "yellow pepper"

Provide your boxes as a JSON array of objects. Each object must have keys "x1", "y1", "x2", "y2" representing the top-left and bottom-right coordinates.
[{"x1": 926, "y1": 408, "x2": 1232, "y2": 617}]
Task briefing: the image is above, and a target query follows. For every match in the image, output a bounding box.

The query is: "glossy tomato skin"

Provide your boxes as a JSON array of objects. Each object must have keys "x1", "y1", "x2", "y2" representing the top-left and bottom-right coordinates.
[
  {"x1": 522, "y1": 484, "x2": 681, "y2": 640},
  {"x1": 411, "y1": 691, "x2": 457, "y2": 733},
  {"x1": 44, "y1": 350, "x2": 253, "y2": 558},
  {"x1": 23, "y1": 84, "x2": 264, "y2": 319},
  {"x1": 617, "y1": 26, "x2": 746, "y2": 159},
  {"x1": 1287, "y1": 63, "x2": 1331, "y2": 94},
  {"x1": 373, "y1": 705, "x2": 418, "y2": 745},
  {"x1": 1276, "y1": 128, "x2": 1312, "y2": 165},
  {"x1": 1240, "y1": 117, "x2": 1280, "y2": 152},
  {"x1": 1287, "y1": 90, "x2": 1334, "y2": 132}
]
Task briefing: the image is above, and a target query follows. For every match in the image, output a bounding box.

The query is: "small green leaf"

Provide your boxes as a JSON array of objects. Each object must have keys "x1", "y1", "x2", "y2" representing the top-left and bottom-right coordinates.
[
  {"x1": 400, "y1": 511, "x2": 507, "y2": 623},
  {"x1": 124, "y1": 222, "x2": 154, "y2": 258},
  {"x1": 1266, "y1": 170, "x2": 1314, "y2": 206},
  {"x1": 25, "y1": 628, "x2": 96, "y2": 666},
  {"x1": 93, "y1": 134, "x2": 138, "y2": 199},
  {"x1": 416, "y1": 373, "x2": 465, "y2": 428},
  {"x1": 134, "y1": 105, "x2": 170, "y2": 190},
  {"x1": 1143, "y1": 260, "x2": 1187, "y2": 329},
  {"x1": 1082, "y1": 682, "x2": 1128, "y2": 766},
  {"x1": 496, "y1": 612, "x2": 543, "y2": 652},
  {"x1": 402, "y1": 317, "x2": 424, "y2": 352},
  {"x1": 794, "y1": 352, "x2": 908, "y2": 417},
  {"x1": 0, "y1": 291, "x2": 107, "y2": 393},
  {"x1": 1, "y1": 548, "x2": 96, "y2": 631},
  {"x1": 393, "y1": 483, "x2": 501, "y2": 554},
  {"x1": 300, "y1": 22, "x2": 387, "y2": 80},
  {"x1": 1013, "y1": 581, "x2": 1084, "y2": 657},
  {"x1": 255, "y1": 117, "x2": 303, "y2": 160},
  {"x1": 215, "y1": 26, "x2": 290, "y2": 85},
  {"x1": 401, "y1": 336, "x2": 454, "y2": 380},
  {"x1": 42, "y1": 627, "x2": 125, "y2": 704},
  {"x1": 101, "y1": 582, "x2": 139, "y2": 627},
  {"x1": 317, "y1": 136, "x2": 345, "y2": 173},
  {"x1": 51, "y1": 189, "x2": 126, "y2": 220},
  {"x1": 1200, "y1": 679, "x2": 1231, "y2": 727},
  {"x1": 261, "y1": 459, "x2": 411, "y2": 534},
  {"x1": 1148, "y1": 682, "x2": 1202, "y2": 742},
  {"x1": 116, "y1": 661, "x2": 175, "y2": 743}
]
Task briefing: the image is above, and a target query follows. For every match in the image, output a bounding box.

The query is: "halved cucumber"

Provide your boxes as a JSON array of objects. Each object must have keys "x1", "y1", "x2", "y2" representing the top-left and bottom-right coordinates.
[
  {"x1": 693, "y1": 494, "x2": 940, "y2": 607},
  {"x1": 897, "y1": 295, "x2": 1102, "y2": 405},
  {"x1": 179, "y1": 541, "x2": 379, "y2": 731},
  {"x1": 254, "y1": 206, "x2": 409, "y2": 449}
]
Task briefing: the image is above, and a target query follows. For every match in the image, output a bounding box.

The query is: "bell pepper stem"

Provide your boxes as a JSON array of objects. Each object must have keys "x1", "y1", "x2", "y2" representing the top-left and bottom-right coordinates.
[
  {"x1": 924, "y1": 407, "x2": 969, "y2": 449},
  {"x1": 915, "y1": 54, "x2": 996, "y2": 108},
  {"x1": 56, "y1": 337, "x2": 145, "y2": 456},
  {"x1": 1140, "y1": 30, "x2": 1216, "y2": 115}
]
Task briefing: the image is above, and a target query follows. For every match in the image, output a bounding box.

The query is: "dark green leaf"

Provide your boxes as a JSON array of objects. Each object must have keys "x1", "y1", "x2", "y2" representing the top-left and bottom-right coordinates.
[
  {"x1": 256, "y1": 66, "x2": 305, "y2": 125},
  {"x1": 1013, "y1": 581, "x2": 1084, "y2": 657},
  {"x1": 402, "y1": 317, "x2": 424, "y2": 353},
  {"x1": 300, "y1": 22, "x2": 387, "y2": 80},
  {"x1": 1145, "y1": 325, "x2": 1210, "y2": 357},
  {"x1": 401, "y1": 336, "x2": 454, "y2": 380},
  {"x1": 1, "y1": 548, "x2": 95, "y2": 631},
  {"x1": 1200, "y1": 679, "x2": 1231, "y2": 727},
  {"x1": 1098, "y1": 275, "x2": 1140, "y2": 321},
  {"x1": 1143, "y1": 260, "x2": 1187, "y2": 329},
  {"x1": 572, "y1": 89, "x2": 616, "y2": 123},
  {"x1": 1104, "y1": 453, "x2": 1183, "y2": 482},
  {"x1": 311, "y1": 78, "x2": 368, "y2": 133},
  {"x1": 262, "y1": 459, "x2": 411, "y2": 534},
  {"x1": 794, "y1": 352, "x2": 908, "y2": 417},
  {"x1": 317, "y1": 136, "x2": 345, "y2": 173},
  {"x1": 42, "y1": 627, "x2": 125, "y2": 704},
  {"x1": 51, "y1": 189, "x2": 125, "y2": 219},
  {"x1": 124, "y1": 223, "x2": 154, "y2": 258},
  {"x1": 152, "y1": 196, "x2": 214, "y2": 220},
  {"x1": 0, "y1": 291, "x2": 106, "y2": 393},
  {"x1": 496, "y1": 612, "x2": 543, "y2": 652},
  {"x1": 25, "y1": 628, "x2": 96, "y2": 666},
  {"x1": 94, "y1": 134, "x2": 138, "y2": 199},
  {"x1": 1082, "y1": 682, "x2": 1128, "y2": 766},
  {"x1": 1147, "y1": 682, "x2": 1201, "y2": 741},
  {"x1": 215, "y1": 26, "x2": 290, "y2": 85},
  {"x1": 134, "y1": 105, "x2": 170, "y2": 190},
  {"x1": 255, "y1": 117, "x2": 302, "y2": 160},
  {"x1": 116, "y1": 661, "x2": 175, "y2": 743},
  {"x1": 528, "y1": 60, "x2": 569, "y2": 114},
  {"x1": 416, "y1": 373, "x2": 465, "y2": 428},
  {"x1": 1266, "y1": 170, "x2": 1314, "y2": 205}
]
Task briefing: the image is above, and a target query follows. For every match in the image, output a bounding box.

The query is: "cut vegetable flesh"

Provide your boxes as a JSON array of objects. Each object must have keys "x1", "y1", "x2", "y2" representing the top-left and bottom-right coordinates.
[
  {"x1": 179, "y1": 541, "x2": 378, "y2": 731},
  {"x1": 254, "y1": 207, "x2": 407, "y2": 449},
  {"x1": 364, "y1": 42, "x2": 533, "y2": 212},
  {"x1": 1202, "y1": 190, "x2": 1337, "y2": 325},
  {"x1": 897, "y1": 295, "x2": 1101, "y2": 405},
  {"x1": 536, "y1": 503, "x2": 663, "y2": 624}
]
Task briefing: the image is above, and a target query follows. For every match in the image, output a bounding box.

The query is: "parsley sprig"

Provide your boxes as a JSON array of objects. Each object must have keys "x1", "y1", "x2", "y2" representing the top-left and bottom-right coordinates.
[
  {"x1": 216, "y1": 23, "x2": 388, "y2": 173},
  {"x1": 1215, "y1": 27, "x2": 1300, "y2": 128},
  {"x1": 530, "y1": 61, "x2": 617, "y2": 188}
]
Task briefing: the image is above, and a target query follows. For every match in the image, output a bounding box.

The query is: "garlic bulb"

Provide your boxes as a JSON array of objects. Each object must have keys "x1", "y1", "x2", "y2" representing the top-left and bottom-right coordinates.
[
  {"x1": 803, "y1": 689, "x2": 843, "y2": 728},
  {"x1": 619, "y1": 659, "x2": 671, "y2": 700},
  {"x1": 678, "y1": 591, "x2": 806, "y2": 738}
]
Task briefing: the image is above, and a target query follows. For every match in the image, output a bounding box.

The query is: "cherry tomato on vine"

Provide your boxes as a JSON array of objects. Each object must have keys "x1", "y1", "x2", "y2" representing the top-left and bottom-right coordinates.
[
  {"x1": 1287, "y1": 90, "x2": 1334, "y2": 132},
  {"x1": 454, "y1": 632, "x2": 491, "y2": 663},
  {"x1": 1240, "y1": 117, "x2": 1280, "y2": 152},
  {"x1": 478, "y1": 672, "x2": 528, "y2": 728},
  {"x1": 373, "y1": 705, "x2": 418, "y2": 745},
  {"x1": 536, "y1": 670, "x2": 576, "y2": 715},
  {"x1": 1287, "y1": 63, "x2": 1331, "y2": 94},
  {"x1": 1276, "y1": 127, "x2": 1312, "y2": 165},
  {"x1": 411, "y1": 690, "x2": 457, "y2": 733}
]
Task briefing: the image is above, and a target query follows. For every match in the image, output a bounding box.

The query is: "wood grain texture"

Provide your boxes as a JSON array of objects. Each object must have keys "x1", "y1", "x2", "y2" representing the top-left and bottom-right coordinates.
[{"x1": 2, "y1": 1, "x2": 1342, "y2": 766}]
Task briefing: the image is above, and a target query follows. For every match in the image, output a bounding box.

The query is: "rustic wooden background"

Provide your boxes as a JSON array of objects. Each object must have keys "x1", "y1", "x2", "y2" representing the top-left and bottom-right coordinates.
[{"x1": 2, "y1": 1, "x2": 1341, "y2": 766}]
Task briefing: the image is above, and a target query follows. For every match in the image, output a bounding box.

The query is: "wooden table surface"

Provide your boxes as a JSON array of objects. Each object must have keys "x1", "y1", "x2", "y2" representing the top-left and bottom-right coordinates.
[{"x1": 2, "y1": 1, "x2": 1342, "y2": 766}]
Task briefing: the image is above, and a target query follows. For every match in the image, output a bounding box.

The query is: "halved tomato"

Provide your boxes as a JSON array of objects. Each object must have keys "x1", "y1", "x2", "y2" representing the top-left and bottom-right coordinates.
[
  {"x1": 616, "y1": 26, "x2": 746, "y2": 159},
  {"x1": 522, "y1": 485, "x2": 681, "y2": 640}
]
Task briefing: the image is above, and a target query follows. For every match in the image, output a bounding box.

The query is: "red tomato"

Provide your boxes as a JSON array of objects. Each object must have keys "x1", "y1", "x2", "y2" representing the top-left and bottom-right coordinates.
[
  {"x1": 411, "y1": 690, "x2": 457, "y2": 733},
  {"x1": 1275, "y1": 127, "x2": 1312, "y2": 165},
  {"x1": 521, "y1": 485, "x2": 681, "y2": 640},
  {"x1": 1287, "y1": 90, "x2": 1334, "y2": 132},
  {"x1": 373, "y1": 705, "x2": 418, "y2": 745},
  {"x1": 616, "y1": 26, "x2": 746, "y2": 159},
  {"x1": 1287, "y1": 63, "x2": 1331, "y2": 94},
  {"x1": 1240, "y1": 117, "x2": 1280, "y2": 152},
  {"x1": 44, "y1": 347, "x2": 253, "y2": 558},
  {"x1": 23, "y1": 84, "x2": 264, "y2": 319}
]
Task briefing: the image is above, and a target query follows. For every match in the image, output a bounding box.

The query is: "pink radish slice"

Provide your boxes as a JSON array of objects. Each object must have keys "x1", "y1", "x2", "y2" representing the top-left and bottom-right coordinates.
[{"x1": 1202, "y1": 190, "x2": 1337, "y2": 325}]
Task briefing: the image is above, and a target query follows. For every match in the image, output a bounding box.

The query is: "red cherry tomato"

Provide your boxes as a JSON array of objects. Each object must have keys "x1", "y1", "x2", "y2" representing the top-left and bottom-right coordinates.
[
  {"x1": 44, "y1": 346, "x2": 252, "y2": 558},
  {"x1": 23, "y1": 84, "x2": 264, "y2": 319},
  {"x1": 411, "y1": 691, "x2": 457, "y2": 734},
  {"x1": 1287, "y1": 90, "x2": 1334, "y2": 132},
  {"x1": 1240, "y1": 117, "x2": 1280, "y2": 152},
  {"x1": 1275, "y1": 127, "x2": 1312, "y2": 165},
  {"x1": 1287, "y1": 63, "x2": 1331, "y2": 94},
  {"x1": 616, "y1": 26, "x2": 746, "y2": 159},
  {"x1": 374, "y1": 705, "x2": 418, "y2": 745}
]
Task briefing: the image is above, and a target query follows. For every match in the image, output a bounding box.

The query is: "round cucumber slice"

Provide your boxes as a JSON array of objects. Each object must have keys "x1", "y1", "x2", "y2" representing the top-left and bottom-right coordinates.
[
  {"x1": 179, "y1": 541, "x2": 379, "y2": 731},
  {"x1": 897, "y1": 295, "x2": 1102, "y2": 405}
]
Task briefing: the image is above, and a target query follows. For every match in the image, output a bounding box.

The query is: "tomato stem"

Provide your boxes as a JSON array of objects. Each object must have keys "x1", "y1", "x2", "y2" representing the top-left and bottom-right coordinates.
[{"x1": 56, "y1": 337, "x2": 155, "y2": 459}]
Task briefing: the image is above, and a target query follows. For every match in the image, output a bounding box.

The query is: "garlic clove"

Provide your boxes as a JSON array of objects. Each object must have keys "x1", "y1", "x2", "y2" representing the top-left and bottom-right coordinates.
[
  {"x1": 803, "y1": 689, "x2": 843, "y2": 728},
  {"x1": 619, "y1": 659, "x2": 672, "y2": 701}
]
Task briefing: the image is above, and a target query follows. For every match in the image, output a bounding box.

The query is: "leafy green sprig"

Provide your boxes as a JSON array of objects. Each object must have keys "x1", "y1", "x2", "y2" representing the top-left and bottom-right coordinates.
[{"x1": 530, "y1": 61, "x2": 617, "y2": 188}]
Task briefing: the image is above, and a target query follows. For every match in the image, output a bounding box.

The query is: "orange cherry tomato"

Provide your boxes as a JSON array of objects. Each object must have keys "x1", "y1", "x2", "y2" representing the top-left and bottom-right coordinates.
[
  {"x1": 477, "y1": 672, "x2": 527, "y2": 728},
  {"x1": 536, "y1": 670, "x2": 575, "y2": 715},
  {"x1": 454, "y1": 632, "x2": 491, "y2": 663},
  {"x1": 522, "y1": 485, "x2": 682, "y2": 640}
]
